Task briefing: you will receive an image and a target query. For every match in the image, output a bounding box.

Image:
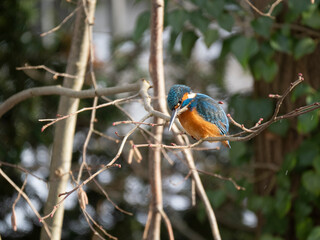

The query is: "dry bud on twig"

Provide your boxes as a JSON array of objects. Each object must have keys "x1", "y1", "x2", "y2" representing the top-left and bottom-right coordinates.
[
  {"x1": 78, "y1": 187, "x2": 89, "y2": 210},
  {"x1": 11, "y1": 207, "x2": 17, "y2": 231},
  {"x1": 130, "y1": 140, "x2": 143, "y2": 163},
  {"x1": 127, "y1": 148, "x2": 134, "y2": 164}
]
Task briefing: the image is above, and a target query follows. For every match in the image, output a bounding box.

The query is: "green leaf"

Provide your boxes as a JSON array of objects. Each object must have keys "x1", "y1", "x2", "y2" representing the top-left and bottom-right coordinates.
[
  {"x1": 167, "y1": 9, "x2": 187, "y2": 33},
  {"x1": 277, "y1": 174, "x2": 291, "y2": 190},
  {"x1": 248, "y1": 196, "x2": 274, "y2": 214},
  {"x1": 252, "y1": 58, "x2": 278, "y2": 82},
  {"x1": 221, "y1": 35, "x2": 236, "y2": 58},
  {"x1": 294, "y1": 38, "x2": 316, "y2": 59},
  {"x1": 260, "y1": 42, "x2": 276, "y2": 59},
  {"x1": 306, "y1": 91, "x2": 320, "y2": 104},
  {"x1": 247, "y1": 98, "x2": 273, "y2": 121},
  {"x1": 205, "y1": 0, "x2": 225, "y2": 18},
  {"x1": 207, "y1": 189, "x2": 226, "y2": 208},
  {"x1": 291, "y1": 83, "x2": 314, "y2": 102},
  {"x1": 302, "y1": 7, "x2": 320, "y2": 29},
  {"x1": 181, "y1": 30, "x2": 198, "y2": 58},
  {"x1": 275, "y1": 189, "x2": 291, "y2": 217},
  {"x1": 313, "y1": 155, "x2": 320, "y2": 174},
  {"x1": 286, "y1": 0, "x2": 309, "y2": 21},
  {"x1": 268, "y1": 119, "x2": 290, "y2": 137},
  {"x1": 297, "y1": 111, "x2": 319, "y2": 133},
  {"x1": 297, "y1": 140, "x2": 319, "y2": 167},
  {"x1": 288, "y1": 0, "x2": 309, "y2": 16},
  {"x1": 251, "y1": 17, "x2": 274, "y2": 38},
  {"x1": 132, "y1": 11, "x2": 150, "y2": 43},
  {"x1": 270, "y1": 33, "x2": 293, "y2": 54},
  {"x1": 230, "y1": 141, "x2": 247, "y2": 164},
  {"x1": 196, "y1": 202, "x2": 206, "y2": 223},
  {"x1": 231, "y1": 36, "x2": 259, "y2": 67},
  {"x1": 204, "y1": 29, "x2": 219, "y2": 48},
  {"x1": 307, "y1": 227, "x2": 320, "y2": 240},
  {"x1": 229, "y1": 94, "x2": 249, "y2": 123},
  {"x1": 189, "y1": 10, "x2": 210, "y2": 34},
  {"x1": 302, "y1": 170, "x2": 320, "y2": 195},
  {"x1": 217, "y1": 13, "x2": 234, "y2": 32},
  {"x1": 169, "y1": 30, "x2": 179, "y2": 52},
  {"x1": 295, "y1": 200, "x2": 312, "y2": 221},
  {"x1": 282, "y1": 152, "x2": 297, "y2": 172},
  {"x1": 262, "y1": 61, "x2": 278, "y2": 82},
  {"x1": 296, "y1": 218, "x2": 313, "y2": 240}
]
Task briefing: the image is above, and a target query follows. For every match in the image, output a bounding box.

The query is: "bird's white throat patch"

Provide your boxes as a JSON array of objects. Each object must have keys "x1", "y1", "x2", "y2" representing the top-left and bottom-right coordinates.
[{"x1": 187, "y1": 93, "x2": 196, "y2": 99}]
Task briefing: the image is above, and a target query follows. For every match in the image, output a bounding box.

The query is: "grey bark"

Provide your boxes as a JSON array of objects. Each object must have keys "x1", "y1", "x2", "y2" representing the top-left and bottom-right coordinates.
[{"x1": 40, "y1": 1, "x2": 96, "y2": 239}]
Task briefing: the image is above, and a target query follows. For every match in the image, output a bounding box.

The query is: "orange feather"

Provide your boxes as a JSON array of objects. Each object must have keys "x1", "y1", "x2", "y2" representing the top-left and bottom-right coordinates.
[{"x1": 178, "y1": 108, "x2": 230, "y2": 147}]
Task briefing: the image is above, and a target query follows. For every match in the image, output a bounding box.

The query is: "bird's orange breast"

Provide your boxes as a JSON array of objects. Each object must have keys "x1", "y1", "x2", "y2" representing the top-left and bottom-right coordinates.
[{"x1": 178, "y1": 109, "x2": 229, "y2": 147}]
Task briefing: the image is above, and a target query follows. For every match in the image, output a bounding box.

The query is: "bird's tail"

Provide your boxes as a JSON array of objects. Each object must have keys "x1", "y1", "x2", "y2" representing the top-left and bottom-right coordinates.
[{"x1": 222, "y1": 140, "x2": 231, "y2": 148}]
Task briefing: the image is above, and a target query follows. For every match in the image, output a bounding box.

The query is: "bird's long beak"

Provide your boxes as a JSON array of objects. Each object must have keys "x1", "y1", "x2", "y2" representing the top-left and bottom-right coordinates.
[{"x1": 168, "y1": 108, "x2": 178, "y2": 131}]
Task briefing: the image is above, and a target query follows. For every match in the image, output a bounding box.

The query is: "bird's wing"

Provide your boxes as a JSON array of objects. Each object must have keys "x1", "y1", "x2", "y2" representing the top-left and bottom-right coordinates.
[{"x1": 195, "y1": 94, "x2": 229, "y2": 135}]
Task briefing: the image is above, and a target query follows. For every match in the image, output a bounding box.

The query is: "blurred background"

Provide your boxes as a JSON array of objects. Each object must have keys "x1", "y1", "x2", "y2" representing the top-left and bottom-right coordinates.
[{"x1": 0, "y1": 0, "x2": 320, "y2": 239}]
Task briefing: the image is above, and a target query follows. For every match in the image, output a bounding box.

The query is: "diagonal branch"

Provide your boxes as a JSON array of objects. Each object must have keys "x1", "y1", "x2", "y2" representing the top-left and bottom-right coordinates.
[{"x1": 0, "y1": 168, "x2": 51, "y2": 237}]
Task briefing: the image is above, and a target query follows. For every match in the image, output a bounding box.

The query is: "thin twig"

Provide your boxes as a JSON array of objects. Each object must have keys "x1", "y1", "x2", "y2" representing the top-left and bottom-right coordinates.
[
  {"x1": 92, "y1": 178, "x2": 133, "y2": 216},
  {"x1": 133, "y1": 142, "x2": 220, "y2": 151},
  {"x1": 77, "y1": 97, "x2": 98, "y2": 182},
  {"x1": 0, "y1": 161, "x2": 47, "y2": 183},
  {"x1": 244, "y1": 0, "x2": 282, "y2": 19},
  {"x1": 11, "y1": 175, "x2": 28, "y2": 231},
  {"x1": 159, "y1": 208, "x2": 175, "y2": 240},
  {"x1": 16, "y1": 65, "x2": 76, "y2": 79},
  {"x1": 82, "y1": 208, "x2": 117, "y2": 240},
  {"x1": 197, "y1": 169, "x2": 245, "y2": 191},
  {"x1": 40, "y1": 5, "x2": 81, "y2": 37},
  {"x1": 40, "y1": 94, "x2": 140, "y2": 131},
  {"x1": 40, "y1": 163, "x2": 121, "y2": 221},
  {"x1": 113, "y1": 120, "x2": 163, "y2": 127},
  {"x1": 92, "y1": 129, "x2": 120, "y2": 143},
  {"x1": 0, "y1": 168, "x2": 51, "y2": 238},
  {"x1": 41, "y1": 114, "x2": 151, "y2": 221}
]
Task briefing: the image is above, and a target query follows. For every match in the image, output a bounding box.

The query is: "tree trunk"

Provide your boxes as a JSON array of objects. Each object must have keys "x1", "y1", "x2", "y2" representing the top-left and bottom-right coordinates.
[
  {"x1": 40, "y1": 1, "x2": 96, "y2": 239},
  {"x1": 144, "y1": 0, "x2": 168, "y2": 239},
  {"x1": 253, "y1": 27, "x2": 320, "y2": 240}
]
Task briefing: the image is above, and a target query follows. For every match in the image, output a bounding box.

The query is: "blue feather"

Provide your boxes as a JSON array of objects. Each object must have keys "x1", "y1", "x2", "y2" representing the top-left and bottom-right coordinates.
[
  {"x1": 167, "y1": 85, "x2": 191, "y2": 110},
  {"x1": 187, "y1": 93, "x2": 229, "y2": 135}
]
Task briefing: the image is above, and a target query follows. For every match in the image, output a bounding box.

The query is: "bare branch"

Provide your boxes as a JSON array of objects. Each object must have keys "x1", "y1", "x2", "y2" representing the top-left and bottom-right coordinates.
[
  {"x1": 0, "y1": 83, "x2": 140, "y2": 118},
  {"x1": 197, "y1": 169, "x2": 245, "y2": 191},
  {"x1": 82, "y1": 208, "x2": 117, "y2": 240},
  {"x1": 40, "y1": 163, "x2": 121, "y2": 221},
  {"x1": 40, "y1": 94, "x2": 139, "y2": 131},
  {"x1": 11, "y1": 176, "x2": 28, "y2": 231},
  {"x1": 0, "y1": 168, "x2": 51, "y2": 238},
  {"x1": 40, "y1": 5, "x2": 81, "y2": 37},
  {"x1": 159, "y1": 208, "x2": 175, "y2": 240},
  {"x1": 16, "y1": 65, "x2": 77, "y2": 79},
  {"x1": 92, "y1": 178, "x2": 133, "y2": 216},
  {"x1": 244, "y1": 0, "x2": 283, "y2": 19},
  {"x1": 0, "y1": 161, "x2": 47, "y2": 183},
  {"x1": 41, "y1": 113, "x2": 150, "y2": 221}
]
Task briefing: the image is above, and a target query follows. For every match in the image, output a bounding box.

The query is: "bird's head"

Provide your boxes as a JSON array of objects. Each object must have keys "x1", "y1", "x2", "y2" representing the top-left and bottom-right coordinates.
[
  {"x1": 167, "y1": 85, "x2": 191, "y2": 110},
  {"x1": 167, "y1": 85, "x2": 195, "y2": 131}
]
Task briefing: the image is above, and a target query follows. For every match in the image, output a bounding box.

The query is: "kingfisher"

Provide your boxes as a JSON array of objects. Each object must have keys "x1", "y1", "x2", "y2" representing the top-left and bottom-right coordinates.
[{"x1": 167, "y1": 84, "x2": 231, "y2": 148}]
